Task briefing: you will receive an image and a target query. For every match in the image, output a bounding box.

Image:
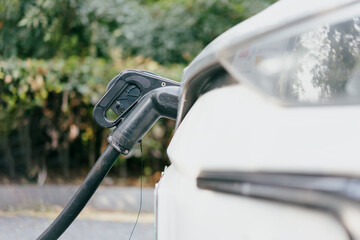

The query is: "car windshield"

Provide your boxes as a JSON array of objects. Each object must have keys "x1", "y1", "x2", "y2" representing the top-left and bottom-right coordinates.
[{"x1": 224, "y1": 14, "x2": 360, "y2": 105}]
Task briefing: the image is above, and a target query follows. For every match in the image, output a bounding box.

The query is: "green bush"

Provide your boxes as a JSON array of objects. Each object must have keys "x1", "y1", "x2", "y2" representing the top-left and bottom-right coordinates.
[
  {"x1": 0, "y1": 0, "x2": 276, "y2": 63},
  {"x1": 0, "y1": 56, "x2": 183, "y2": 181}
]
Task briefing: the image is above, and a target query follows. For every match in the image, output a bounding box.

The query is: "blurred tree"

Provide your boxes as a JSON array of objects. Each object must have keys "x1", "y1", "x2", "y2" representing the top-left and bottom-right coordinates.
[{"x1": 0, "y1": 0, "x2": 276, "y2": 63}]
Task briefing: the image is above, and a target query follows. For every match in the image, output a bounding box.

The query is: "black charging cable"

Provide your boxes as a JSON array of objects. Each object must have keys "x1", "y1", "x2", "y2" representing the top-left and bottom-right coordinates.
[
  {"x1": 37, "y1": 145, "x2": 121, "y2": 240},
  {"x1": 36, "y1": 72, "x2": 179, "y2": 240}
]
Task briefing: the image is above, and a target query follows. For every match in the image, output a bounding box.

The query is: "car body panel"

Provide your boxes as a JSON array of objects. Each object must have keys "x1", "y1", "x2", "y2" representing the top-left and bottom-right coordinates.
[
  {"x1": 157, "y1": 85, "x2": 360, "y2": 239},
  {"x1": 169, "y1": 85, "x2": 360, "y2": 178},
  {"x1": 157, "y1": 165, "x2": 348, "y2": 240}
]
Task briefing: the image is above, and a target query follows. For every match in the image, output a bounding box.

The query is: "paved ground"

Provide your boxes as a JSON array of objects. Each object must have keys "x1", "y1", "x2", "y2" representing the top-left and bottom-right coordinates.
[
  {"x1": 0, "y1": 185, "x2": 155, "y2": 240},
  {"x1": 0, "y1": 210, "x2": 154, "y2": 240},
  {"x1": 0, "y1": 185, "x2": 154, "y2": 212}
]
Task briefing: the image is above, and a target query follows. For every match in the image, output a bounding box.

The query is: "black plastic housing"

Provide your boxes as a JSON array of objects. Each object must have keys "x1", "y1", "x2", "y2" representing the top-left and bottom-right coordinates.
[
  {"x1": 108, "y1": 86, "x2": 179, "y2": 153},
  {"x1": 93, "y1": 69, "x2": 179, "y2": 128}
]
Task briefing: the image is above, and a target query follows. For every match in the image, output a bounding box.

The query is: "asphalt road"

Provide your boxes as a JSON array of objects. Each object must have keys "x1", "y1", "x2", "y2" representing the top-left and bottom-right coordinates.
[{"x1": 0, "y1": 211, "x2": 154, "y2": 240}]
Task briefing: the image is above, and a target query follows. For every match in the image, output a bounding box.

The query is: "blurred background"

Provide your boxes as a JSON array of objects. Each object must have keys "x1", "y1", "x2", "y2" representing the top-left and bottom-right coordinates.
[{"x1": 0, "y1": 0, "x2": 276, "y2": 187}]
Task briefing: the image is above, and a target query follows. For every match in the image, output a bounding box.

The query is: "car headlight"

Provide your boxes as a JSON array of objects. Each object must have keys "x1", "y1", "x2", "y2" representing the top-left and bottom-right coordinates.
[{"x1": 219, "y1": 4, "x2": 360, "y2": 105}]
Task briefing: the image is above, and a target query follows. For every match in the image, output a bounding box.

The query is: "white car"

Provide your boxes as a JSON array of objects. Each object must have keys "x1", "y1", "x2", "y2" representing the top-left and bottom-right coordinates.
[{"x1": 155, "y1": 0, "x2": 360, "y2": 239}]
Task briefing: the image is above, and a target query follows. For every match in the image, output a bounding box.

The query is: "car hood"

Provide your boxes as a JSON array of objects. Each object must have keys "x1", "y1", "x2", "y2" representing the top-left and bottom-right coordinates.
[{"x1": 181, "y1": 0, "x2": 358, "y2": 83}]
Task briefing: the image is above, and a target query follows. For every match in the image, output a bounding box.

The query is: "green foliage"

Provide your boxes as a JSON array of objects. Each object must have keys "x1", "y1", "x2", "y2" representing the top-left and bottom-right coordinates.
[
  {"x1": 0, "y1": 56, "x2": 183, "y2": 179},
  {"x1": 0, "y1": 0, "x2": 276, "y2": 64},
  {"x1": 0, "y1": 56, "x2": 183, "y2": 131}
]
